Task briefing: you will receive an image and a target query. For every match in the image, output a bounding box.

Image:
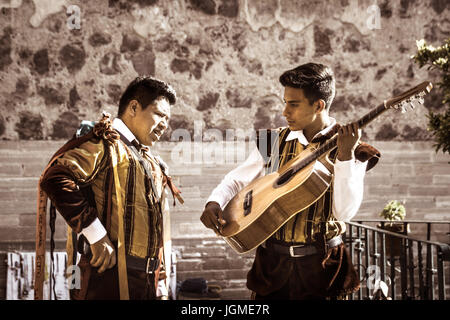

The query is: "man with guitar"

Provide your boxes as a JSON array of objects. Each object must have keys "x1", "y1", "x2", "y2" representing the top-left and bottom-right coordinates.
[{"x1": 200, "y1": 63, "x2": 381, "y2": 300}]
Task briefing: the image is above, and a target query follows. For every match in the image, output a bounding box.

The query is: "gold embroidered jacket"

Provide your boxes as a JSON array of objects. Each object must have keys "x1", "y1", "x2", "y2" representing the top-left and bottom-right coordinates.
[{"x1": 40, "y1": 134, "x2": 167, "y2": 259}]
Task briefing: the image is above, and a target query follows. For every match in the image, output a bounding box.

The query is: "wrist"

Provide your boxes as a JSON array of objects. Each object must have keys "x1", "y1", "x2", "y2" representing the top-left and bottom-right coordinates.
[
  {"x1": 337, "y1": 150, "x2": 354, "y2": 161},
  {"x1": 206, "y1": 201, "x2": 220, "y2": 209}
]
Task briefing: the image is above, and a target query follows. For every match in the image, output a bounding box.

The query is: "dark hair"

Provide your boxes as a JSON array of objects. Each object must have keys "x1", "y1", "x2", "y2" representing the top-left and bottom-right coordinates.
[
  {"x1": 279, "y1": 63, "x2": 335, "y2": 110},
  {"x1": 118, "y1": 76, "x2": 177, "y2": 117}
]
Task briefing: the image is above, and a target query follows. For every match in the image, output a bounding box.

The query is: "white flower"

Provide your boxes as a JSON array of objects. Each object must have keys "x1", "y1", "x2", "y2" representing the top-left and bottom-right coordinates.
[
  {"x1": 416, "y1": 39, "x2": 426, "y2": 49},
  {"x1": 433, "y1": 57, "x2": 448, "y2": 65}
]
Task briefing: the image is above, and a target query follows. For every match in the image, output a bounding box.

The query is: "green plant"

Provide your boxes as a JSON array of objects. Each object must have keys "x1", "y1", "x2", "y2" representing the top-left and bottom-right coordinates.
[
  {"x1": 380, "y1": 200, "x2": 406, "y2": 222},
  {"x1": 412, "y1": 38, "x2": 450, "y2": 155}
]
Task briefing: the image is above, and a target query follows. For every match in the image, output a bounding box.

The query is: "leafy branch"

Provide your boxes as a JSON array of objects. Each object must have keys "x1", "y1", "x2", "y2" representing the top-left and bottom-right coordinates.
[
  {"x1": 380, "y1": 200, "x2": 406, "y2": 222},
  {"x1": 412, "y1": 38, "x2": 450, "y2": 155}
]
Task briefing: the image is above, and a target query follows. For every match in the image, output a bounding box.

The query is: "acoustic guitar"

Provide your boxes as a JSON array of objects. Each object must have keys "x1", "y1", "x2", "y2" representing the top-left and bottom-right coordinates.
[{"x1": 220, "y1": 81, "x2": 433, "y2": 254}]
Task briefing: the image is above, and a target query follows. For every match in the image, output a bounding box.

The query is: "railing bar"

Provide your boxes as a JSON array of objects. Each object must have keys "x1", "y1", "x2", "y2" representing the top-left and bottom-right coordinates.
[
  {"x1": 408, "y1": 239, "x2": 415, "y2": 299},
  {"x1": 380, "y1": 232, "x2": 386, "y2": 283},
  {"x1": 347, "y1": 222, "x2": 449, "y2": 247},
  {"x1": 371, "y1": 229, "x2": 378, "y2": 299},
  {"x1": 371, "y1": 229, "x2": 375, "y2": 259},
  {"x1": 437, "y1": 249, "x2": 445, "y2": 300},
  {"x1": 350, "y1": 219, "x2": 450, "y2": 224},
  {"x1": 426, "y1": 244, "x2": 433, "y2": 300},
  {"x1": 357, "y1": 226, "x2": 362, "y2": 300},
  {"x1": 349, "y1": 224, "x2": 354, "y2": 301},
  {"x1": 364, "y1": 228, "x2": 369, "y2": 299},
  {"x1": 400, "y1": 238, "x2": 408, "y2": 299},
  {"x1": 390, "y1": 236, "x2": 396, "y2": 300},
  {"x1": 417, "y1": 242, "x2": 425, "y2": 299},
  {"x1": 430, "y1": 245, "x2": 435, "y2": 300}
]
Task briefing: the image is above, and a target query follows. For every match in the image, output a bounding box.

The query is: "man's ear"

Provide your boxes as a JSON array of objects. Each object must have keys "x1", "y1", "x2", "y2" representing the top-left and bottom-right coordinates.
[
  {"x1": 127, "y1": 100, "x2": 140, "y2": 117},
  {"x1": 315, "y1": 99, "x2": 326, "y2": 113}
]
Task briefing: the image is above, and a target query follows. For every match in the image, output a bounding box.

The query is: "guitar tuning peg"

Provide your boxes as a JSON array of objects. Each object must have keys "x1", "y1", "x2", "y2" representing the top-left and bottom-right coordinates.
[
  {"x1": 409, "y1": 102, "x2": 416, "y2": 110},
  {"x1": 401, "y1": 105, "x2": 407, "y2": 113},
  {"x1": 418, "y1": 97, "x2": 425, "y2": 104}
]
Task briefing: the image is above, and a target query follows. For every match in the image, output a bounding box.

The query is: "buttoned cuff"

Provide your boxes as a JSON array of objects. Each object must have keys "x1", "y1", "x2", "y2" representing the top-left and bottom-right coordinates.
[{"x1": 81, "y1": 218, "x2": 107, "y2": 244}]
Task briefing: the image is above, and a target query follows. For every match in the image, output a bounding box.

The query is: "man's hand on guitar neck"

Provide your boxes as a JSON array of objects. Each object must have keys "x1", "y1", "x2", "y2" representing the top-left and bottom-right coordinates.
[
  {"x1": 200, "y1": 201, "x2": 227, "y2": 235},
  {"x1": 337, "y1": 122, "x2": 362, "y2": 161}
]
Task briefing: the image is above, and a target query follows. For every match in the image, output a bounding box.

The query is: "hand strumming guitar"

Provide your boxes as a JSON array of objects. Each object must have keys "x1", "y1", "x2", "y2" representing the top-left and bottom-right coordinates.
[{"x1": 200, "y1": 201, "x2": 227, "y2": 235}]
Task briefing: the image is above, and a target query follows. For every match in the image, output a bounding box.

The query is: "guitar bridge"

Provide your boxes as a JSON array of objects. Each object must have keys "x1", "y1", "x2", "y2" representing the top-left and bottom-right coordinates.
[{"x1": 243, "y1": 190, "x2": 253, "y2": 216}]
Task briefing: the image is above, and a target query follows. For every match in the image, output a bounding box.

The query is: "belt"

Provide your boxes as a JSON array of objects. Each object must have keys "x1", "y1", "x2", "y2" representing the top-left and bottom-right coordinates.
[
  {"x1": 126, "y1": 255, "x2": 160, "y2": 274},
  {"x1": 266, "y1": 236, "x2": 343, "y2": 258}
]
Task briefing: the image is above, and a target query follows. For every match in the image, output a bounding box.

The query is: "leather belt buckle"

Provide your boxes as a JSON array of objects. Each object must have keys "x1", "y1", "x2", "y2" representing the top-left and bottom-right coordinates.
[
  {"x1": 146, "y1": 257, "x2": 159, "y2": 274},
  {"x1": 289, "y1": 244, "x2": 306, "y2": 258}
]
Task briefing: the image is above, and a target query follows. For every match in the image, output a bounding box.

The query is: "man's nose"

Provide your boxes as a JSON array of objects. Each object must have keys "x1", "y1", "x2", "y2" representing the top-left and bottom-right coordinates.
[
  {"x1": 159, "y1": 118, "x2": 168, "y2": 130},
  {"x1": 282, "y1": 105, "x2": 289, "y2": 118}
]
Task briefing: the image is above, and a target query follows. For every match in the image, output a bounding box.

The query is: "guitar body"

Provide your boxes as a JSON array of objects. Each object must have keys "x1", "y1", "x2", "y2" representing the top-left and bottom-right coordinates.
[{"x1": 221, "y1": 146, "x2": 334, "y2": 253}]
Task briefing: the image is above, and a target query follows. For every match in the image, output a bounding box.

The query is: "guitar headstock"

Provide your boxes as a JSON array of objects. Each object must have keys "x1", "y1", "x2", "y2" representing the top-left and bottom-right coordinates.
[{"x1": 385, "y1": 81, "x2": 433, "y2": 113}]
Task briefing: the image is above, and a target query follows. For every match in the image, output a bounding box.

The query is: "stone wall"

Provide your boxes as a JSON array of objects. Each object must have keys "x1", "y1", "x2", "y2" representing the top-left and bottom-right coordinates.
[
  {"x1": 0, "y1": 0, "x2": 449, "y2": 300},
  {"x1": 0, "y1": 0, "x2": 449, "y2": 142}
]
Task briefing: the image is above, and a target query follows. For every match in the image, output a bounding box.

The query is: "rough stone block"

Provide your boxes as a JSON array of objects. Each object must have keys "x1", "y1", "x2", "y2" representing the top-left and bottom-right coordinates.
[
  {"x1": 368, "y1": 185, "x2": 409, "y2": 197},
  {"x1": 0, "y1": 227, "x2": 35, "y2": 242},
  {"x1": 409, "y1": 187, "x2": 450, "y2": 197},
  {"x1": 415, "y1": 164, "x2": 450, "y2": 175},
  {"x1": 176, "y1": 259, "x2": 203, "y2": 272},
  {"x1": 219, "y1": 288, "x2": 251, "y2": 300},
  {"x1": 0, "y1": 164, "x2": 22, "y2": 177},
  {"x1": 371, "y1": 163, "x2": 414, "y2": 176},
  {"x1": 433, "y1": 175, "x2": 450, "y2": 184},
  {"x1": 202, "y1": 258, "x2": 246, "y2": 271}
]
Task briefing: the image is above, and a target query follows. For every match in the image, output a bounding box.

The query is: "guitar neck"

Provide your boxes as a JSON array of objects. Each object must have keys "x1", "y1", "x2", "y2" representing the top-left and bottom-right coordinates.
[
  {"x1": 276, "y1": 81, "x2": 431, "y2": 188},
  {"x1": 356, "y1": 102, "x2": 389, "y2": 128},
  {"x1": 298, "y1": 102, "x2": 388, "y2": 167}
]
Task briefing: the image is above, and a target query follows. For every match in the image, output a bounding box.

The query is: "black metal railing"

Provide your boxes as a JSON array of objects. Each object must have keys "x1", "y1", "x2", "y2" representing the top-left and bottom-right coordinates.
[
  {"x1": 352, "y1": 219, "x2": 450, "y2": 243},
  {"x1": 344, "y1": 220, "x2": 450, "y2": 300}
]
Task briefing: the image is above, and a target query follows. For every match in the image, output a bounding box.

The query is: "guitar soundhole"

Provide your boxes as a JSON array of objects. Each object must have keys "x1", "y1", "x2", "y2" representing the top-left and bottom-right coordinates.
[{"x1": 275, "y1": 169, "x2": 294, "y2": 187}]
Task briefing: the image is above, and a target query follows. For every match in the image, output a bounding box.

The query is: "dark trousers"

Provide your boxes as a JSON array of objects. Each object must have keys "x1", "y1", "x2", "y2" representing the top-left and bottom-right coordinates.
[
  {"x1": 248, "y1": 244, "x2": 359, "y2": 300},
  {"x1": 70, "y1": 255, "x2": 157, "y2": 300},
  {"x1": 253, "y1": 251, "x2": 330, "y2": 300}
]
